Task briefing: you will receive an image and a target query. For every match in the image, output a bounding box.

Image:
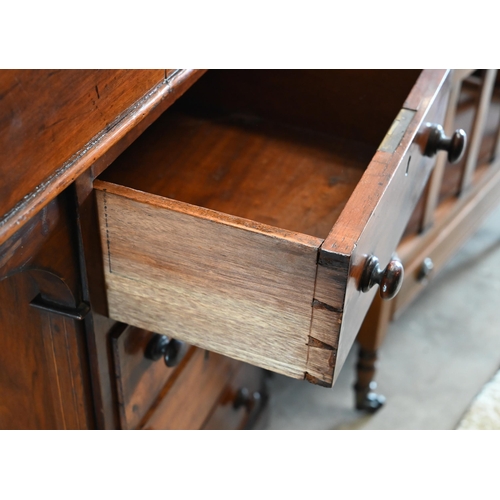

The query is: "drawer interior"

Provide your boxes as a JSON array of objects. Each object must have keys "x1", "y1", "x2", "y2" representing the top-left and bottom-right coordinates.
[{"x1": 99, "y1": 70, "x2": 421, "y2": 239}]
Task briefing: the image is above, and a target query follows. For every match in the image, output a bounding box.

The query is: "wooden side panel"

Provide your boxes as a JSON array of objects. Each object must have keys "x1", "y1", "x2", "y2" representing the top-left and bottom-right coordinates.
[
  {"x1": 95, "y1": 182, "x2": 322, "y2": 380},
  {"x1": 0, "y1": 272, "x2": 91, "y2": 429},
  {"x1": 319, "y1": 70, "x2": 451, "y2": 385},
  {"x1": 0, "y1": 188, "x2": 94, "y2": 429}
]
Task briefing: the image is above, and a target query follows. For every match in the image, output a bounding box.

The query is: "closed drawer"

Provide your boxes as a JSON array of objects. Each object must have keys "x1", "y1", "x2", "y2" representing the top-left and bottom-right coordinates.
[
  {"x1": 202, "y1": 362, "x2": 267, "y2": 430},
  {"x1": 141, "y1": 349, "x2": 238, "y2": 430},
  {"x1": 112, "y1": 325, "x2": 188, "y2": 429},
  {"x1": 95, "y1": 70, "x2": 451, "y2": 387}
]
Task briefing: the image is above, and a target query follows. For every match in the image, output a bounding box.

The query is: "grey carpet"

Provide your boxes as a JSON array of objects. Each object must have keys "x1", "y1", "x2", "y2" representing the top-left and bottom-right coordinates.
[{"x1": 257, "y1": 204, "x2": 500, "y2": 430}]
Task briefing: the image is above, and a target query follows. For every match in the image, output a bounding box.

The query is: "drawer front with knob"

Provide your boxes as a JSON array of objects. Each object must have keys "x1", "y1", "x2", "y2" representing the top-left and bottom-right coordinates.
[
  {"x1": 96, "y1": 70, "x2": 455, "y2": 389},
  {"x1": 141, "y1": 348, "x2": 238, "y2": 430},
  {"x1": 111, "y1": 326, "x2": 187, "y2": 429},
  {"x1": 202, "y1": 362, "x2": 268, "y2": 430}
]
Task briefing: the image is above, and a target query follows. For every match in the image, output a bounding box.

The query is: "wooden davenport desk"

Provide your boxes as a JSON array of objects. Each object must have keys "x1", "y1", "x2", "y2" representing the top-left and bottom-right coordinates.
[{"x1": 1, "y1": 69, "x2": 495, "y2": 429}]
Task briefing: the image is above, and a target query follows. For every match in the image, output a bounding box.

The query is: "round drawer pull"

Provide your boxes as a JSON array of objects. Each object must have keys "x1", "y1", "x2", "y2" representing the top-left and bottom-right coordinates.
[
  {"x1": 417, "y1": 257, "x2": 434, "y2": 282},
  {"x1": 360, "y1": 255, "x2": 404, "y2": 300},
  {"x1": 144, "y1": 334, "x2": 187, "y2": 367},
  {"x1": 424, "y1": 124, "x2": 467, "y2": 164}
]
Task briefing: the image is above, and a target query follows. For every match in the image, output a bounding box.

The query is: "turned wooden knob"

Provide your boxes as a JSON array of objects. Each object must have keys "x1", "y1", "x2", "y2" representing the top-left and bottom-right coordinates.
[
  {"x1": 424, "y1": 124, "x2": 467, "y2": 164},
  {"x1": 360, "y1": 255, "x2": 404, "y2": 300},
  {"x1": 144, "y1": 334, "x2": 187, "y2": 367}
]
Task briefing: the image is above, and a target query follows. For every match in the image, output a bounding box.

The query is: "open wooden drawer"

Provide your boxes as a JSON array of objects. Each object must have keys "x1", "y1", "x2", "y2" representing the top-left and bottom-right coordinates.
[{"x1": 94, "y1": 70, "x2": 454, "y2": 387}]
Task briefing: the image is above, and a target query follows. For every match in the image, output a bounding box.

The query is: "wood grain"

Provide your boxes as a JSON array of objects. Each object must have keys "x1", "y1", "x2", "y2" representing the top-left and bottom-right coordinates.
[
  {"x1": 99, "y1": 110, "x2": 370, "y2": 239},
  {"x1": 95, "y1": 181, "x2": 322, "y2": 379},
  {"x1": 0, "y1": 70, "x2": 161, "y2": 219},
  {"x1": 0, "y1": 190, "x2": 93, "y2": 429},
  {"x1": 178, "y1": 70, "x2": 421, "y2": 147},
  {"x1": 0, "y1": 69, "x2": 205, "y2": 247},
  {"x1": 94, "y1": 70, "x2": 449, "y2": 387},
  {"x1": 421, "y1": 71, "x2": 463, "y2": 230}
]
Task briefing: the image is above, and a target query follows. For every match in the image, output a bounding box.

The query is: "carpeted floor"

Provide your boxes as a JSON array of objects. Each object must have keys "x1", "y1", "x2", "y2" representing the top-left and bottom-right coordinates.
[
  {"x1": 257, "y1": 204, "x2": 500, "y2": 430},
  {"x1": 456, "y1": 369, "x2": 500, "y2": 429}
]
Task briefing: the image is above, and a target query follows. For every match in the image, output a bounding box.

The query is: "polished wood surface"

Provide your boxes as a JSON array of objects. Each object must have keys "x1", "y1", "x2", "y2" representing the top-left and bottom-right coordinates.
[
  {"x1": 460, "y1": 69, "x2": 497, "y2": 193},
  {"x1": 4, "y1": 69, "x2": 478, "y2": 428},
  {"x1": 395, "y1": 159, "x2": 500, "y2": 316},
  {"x1": 355, "y1": 69, "x2": 500, "y2": 411},
  {"x1": 0, "y1": 191, "x2": 93, "y2": 429},
  {"x1": 0, "y1": 69, "x2": 271, "y2": 430},
  {"x1": 71, "y1": 70, "x2": 208, "y2": 429},
  {"x1": 0, "y1": 71, "x2": 162, "y2": 233},
  {"x1": 0, "y1": 69, "x2": 206, "y2": 247},
  {"x1": 180, "y1": 70, "x2": 421, "y2": 147}
]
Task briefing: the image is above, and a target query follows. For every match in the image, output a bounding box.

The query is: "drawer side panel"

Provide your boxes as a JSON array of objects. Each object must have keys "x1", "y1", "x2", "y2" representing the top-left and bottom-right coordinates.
[{"x1": 95, "y1": 186, "x2": 321, "y2": 379}]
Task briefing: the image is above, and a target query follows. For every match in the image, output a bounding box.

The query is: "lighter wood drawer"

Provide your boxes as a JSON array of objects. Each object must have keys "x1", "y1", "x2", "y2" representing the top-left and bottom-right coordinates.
[{"x1": 95, "y1": 70, "x2": 451, "y2": 387}]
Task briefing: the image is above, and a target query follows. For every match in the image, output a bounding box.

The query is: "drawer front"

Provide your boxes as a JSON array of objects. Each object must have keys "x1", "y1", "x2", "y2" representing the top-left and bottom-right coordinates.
[
  {"x1": 202, "y1": 362, "x2": 267, "y2": 430},
  {"x1": 112, "y1": 325, "x2": 185, "y2": 429},
  {"x1": 94, "y1": 70, "x2": 451, "y2": 388},
  {"x1": 316, "y1": 70, "x2": 451, "y2": 385},
  {"x1": 394, "y1": 164, "x2": 500, "y2": 317},
  {"x1": 142, "y1": 349, "x2": 238, "y2": 430}
]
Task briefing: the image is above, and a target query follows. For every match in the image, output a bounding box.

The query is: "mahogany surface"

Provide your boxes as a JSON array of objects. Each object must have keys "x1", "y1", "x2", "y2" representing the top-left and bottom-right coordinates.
[
  {"x1": 0, "y1": 190, "x2": 93, "y2": 429},
  {"x1": 0, "y1": 70, "x2": 164, "y2": 225},
  {"x1": 403, "y1": 79, "x2": 500, "y2": 238}
]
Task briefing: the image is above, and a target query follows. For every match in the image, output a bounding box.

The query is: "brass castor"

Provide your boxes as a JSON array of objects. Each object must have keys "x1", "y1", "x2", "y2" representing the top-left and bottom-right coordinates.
[{"x1": 354, "y1": 380, "x2": 386, "y2": 413}]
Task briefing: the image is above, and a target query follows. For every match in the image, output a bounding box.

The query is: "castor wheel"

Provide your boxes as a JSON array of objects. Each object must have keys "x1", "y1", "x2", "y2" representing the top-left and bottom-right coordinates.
[{"x1": 355, "y1": 381, "x2": 386, "y2": 413}]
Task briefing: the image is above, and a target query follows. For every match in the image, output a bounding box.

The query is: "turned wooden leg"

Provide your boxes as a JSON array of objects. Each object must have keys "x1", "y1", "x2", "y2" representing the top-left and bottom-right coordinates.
[{"x1": 354, "y1": 294, "x2": 393, "y2": 413}]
